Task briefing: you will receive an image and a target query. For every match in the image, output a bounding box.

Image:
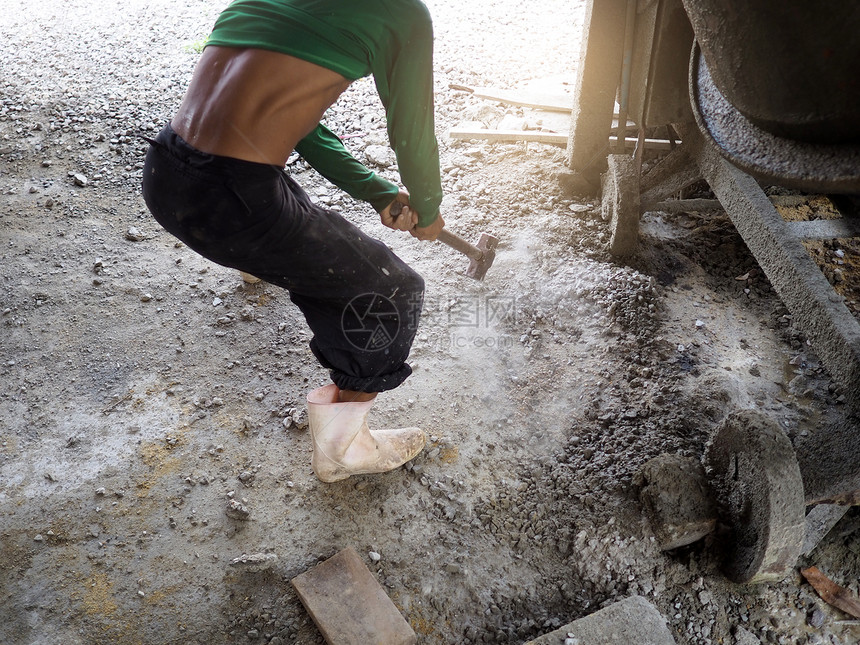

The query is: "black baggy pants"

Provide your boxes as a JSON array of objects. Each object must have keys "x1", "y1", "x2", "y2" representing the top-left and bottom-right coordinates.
[{"x1": 141, "y1": 124, "x2": 423, "y2": 393}]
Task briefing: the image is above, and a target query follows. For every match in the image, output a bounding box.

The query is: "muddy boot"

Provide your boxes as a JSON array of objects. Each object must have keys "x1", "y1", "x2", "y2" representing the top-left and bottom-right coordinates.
[{"x1": 306, "y1": 384, "x2": 425, "y2": 483}]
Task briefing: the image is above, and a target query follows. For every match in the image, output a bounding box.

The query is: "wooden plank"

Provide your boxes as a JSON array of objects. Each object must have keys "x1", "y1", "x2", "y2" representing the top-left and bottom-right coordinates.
[
  {"x1": 448, "y1": 128, "x2": 568, "y2": 145},
  {"x1": 802, "y1": 504, "x2": 851, "y2": 555},
  {"x1": 469, "y1": 86, "x2": 574, "y2": 112},
  {"x1": 291, "y1": 547, "x2": 417, "y2": 645},
  {"x1": 447, "y1": 127, "x2": 675, "y2": 151}
]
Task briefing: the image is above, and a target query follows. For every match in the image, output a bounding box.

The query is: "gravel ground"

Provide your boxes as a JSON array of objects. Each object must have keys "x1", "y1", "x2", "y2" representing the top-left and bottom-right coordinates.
[{"x1": 1, "y1": 1, "x2": 859, "y2": 644}]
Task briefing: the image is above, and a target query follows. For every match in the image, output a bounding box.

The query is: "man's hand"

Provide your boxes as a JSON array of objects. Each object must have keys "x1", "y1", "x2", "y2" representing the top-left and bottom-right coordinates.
[
  {"x1": 379, "y1": 190, "x2": 417, "y2": 232},
  {"x1": 380, "y1": 190, "x2": 444, "y2": 241},
  {"x1": 411, "y1": 213, "x2": 445, "y2": 241}
]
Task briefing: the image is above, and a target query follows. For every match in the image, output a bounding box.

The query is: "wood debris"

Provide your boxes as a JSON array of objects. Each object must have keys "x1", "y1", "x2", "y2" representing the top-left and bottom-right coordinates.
[{"x1": 801, "y1": 566, "x2": 860, "y2": 619}]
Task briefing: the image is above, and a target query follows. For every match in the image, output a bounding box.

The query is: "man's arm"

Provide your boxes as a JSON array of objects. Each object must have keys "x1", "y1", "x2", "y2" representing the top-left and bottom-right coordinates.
[
  {"x1": 372, "y1": 2, "x2": 443, "y2": 230},
  {"x1": 296, "y1": 123, "x2": 443, "y2": 238},
  {"x1": 294, "y1": 123, "x2": 399, "y2": 213}
]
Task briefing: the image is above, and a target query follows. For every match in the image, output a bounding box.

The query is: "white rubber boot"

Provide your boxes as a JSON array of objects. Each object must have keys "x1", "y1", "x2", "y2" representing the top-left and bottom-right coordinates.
[
  {"x1": 239, "y1": 271, "x2": 261, "y2": 284},
  {"x1": 306, "y1": 384, "x2": 425, "y2": 483}
]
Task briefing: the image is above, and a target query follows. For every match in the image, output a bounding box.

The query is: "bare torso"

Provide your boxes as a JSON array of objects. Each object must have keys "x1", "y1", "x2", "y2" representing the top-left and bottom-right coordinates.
[{"x1": 171, "y1": 46, "x2": 352, "y2": 166}]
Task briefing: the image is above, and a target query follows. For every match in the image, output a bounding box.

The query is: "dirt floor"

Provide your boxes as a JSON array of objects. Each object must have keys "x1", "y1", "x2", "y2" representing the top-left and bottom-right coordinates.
[{"x1": 1, "y1": 0, "x2": 859, "y2": 644}]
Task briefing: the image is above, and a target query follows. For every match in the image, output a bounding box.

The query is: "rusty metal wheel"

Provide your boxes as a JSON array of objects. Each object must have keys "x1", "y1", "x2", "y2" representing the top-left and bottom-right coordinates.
[
  {"x1": 601, "y1": 154, "x2": 641, "y2": 256},
  {"x1": 703, "y1": 410, "x2": 805, "y2": 584}
]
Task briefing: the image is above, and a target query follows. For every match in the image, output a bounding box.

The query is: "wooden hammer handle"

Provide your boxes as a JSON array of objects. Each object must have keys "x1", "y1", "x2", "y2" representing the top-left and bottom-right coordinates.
[
  {"x1": 436, "y1": 228, "x2": 484, "y2": 262},
  {"x1": 388, "y1": 201, "x2": 483, "y2": 261}
]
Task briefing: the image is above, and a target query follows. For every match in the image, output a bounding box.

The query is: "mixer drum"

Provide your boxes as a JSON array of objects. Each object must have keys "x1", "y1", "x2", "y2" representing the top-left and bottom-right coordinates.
[{"x1": 680, "y1": 1, "x2": 860, "y2": 144}]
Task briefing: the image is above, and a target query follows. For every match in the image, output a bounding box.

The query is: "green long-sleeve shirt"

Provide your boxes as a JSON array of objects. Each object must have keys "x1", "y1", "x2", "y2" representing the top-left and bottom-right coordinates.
[{"x1": 206, "y1": 0, "x2": 443, "y2": 227}]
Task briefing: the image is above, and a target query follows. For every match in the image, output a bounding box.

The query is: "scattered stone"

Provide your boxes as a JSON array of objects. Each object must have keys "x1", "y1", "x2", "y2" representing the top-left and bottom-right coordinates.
[
  {"x1": 733, "y1": 625, "x2": 761, "y2": 645},
  {"x1": 368, "y1": 551, "x2": 381, "y2": 563},
  {"x1": 461, "y1": 103, "x2": 503, "y2": 127},
  {"x1": 635, "y1": 454, "x2": 717, "y2": 550},
  {"x1": 807, "y1": 609, "x2": 826, "y2": 629},
  {"x1": 497, "y1": 114, "x2": 529, "y2": 131},
  {"x1": 364, "y1": 144, "x2": 394, "y2": 167},
  {"x1": 283, "y1": 407, "x2": 308, "y2": 430},
  {"x1": 125, "y1": 226, "x2": 143, "y2": 241},
  {"x1": 140, "y1": 293, "x2": 153, "y2": 302},
  {"x1": 229, "y1": 552, "x2": 278, "y2": 572},
  {"x1": 225, "y1": 499, "x2": 251, "y2": 521},
  {"x1": 72, "y1": 173, "x2": 88, "y2": 186},
  {"x1": 787, "y1": 374, "x2": 809, "y2": 396},
  {"x1": 33, "y1": 534, "x2": 44, "y2": 542},
  {"x1": 457, "y1": 119, "x2": 488, "y2": 132}
]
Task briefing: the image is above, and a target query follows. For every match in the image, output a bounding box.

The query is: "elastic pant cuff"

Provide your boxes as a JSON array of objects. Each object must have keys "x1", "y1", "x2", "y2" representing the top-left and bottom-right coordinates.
[{"x1": 328, "y1": 364, "x2": 413, "y2": 393}]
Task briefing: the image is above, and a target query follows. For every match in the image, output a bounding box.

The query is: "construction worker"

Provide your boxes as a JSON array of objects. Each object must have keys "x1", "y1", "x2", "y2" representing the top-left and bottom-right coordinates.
[{"x1": 141, "y1": 0, "x2": 444, "y2": 482}]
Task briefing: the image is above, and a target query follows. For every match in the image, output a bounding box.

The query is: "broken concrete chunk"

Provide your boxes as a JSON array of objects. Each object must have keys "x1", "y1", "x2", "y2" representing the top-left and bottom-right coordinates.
[
  {"x1": 364, "y1": 144, "x2": 394, "y2": 168},
  {"x1": 497, "y1": 114, "x2": 529, "y2": 131},
  {"x1": 225, "y1": 499, "x2": 251, "y2": 521},
  {"x1": 291, "y1": 546, "x2": 416, "y2": 645},
  {"x1": 229, "y1": 552, "x2": 278, "y2": 572},
  {"x1": 525, "y1": 596, "x2": 676, "y2": 645},
  {"x1": 732, "y1": 626, "x2": 761, "y2": 645},
  {"x1": 635, "y1": 454, "x2": 717, "y2": 550},
  {"x1": 125, "y1": 226, "x2": 143, "y2": 242}
]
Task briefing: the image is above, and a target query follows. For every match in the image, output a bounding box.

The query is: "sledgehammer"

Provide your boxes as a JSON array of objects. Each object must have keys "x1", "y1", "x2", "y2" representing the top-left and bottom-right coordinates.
[{"x1": 391, "y1": 202, "x2": 498, "y2": 280}]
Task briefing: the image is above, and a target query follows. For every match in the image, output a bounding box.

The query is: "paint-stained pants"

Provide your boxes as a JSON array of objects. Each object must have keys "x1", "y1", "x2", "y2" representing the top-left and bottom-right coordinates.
[{"x1": 142, "y1": 124, "x2": 423, "y2": 393}]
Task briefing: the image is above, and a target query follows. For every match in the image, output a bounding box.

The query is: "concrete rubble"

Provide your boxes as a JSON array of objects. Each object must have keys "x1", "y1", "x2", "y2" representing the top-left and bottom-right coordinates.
[
  {"x1": 635, "y1": 454, "x2": 717, "y2": 550},
  {"x1": 524, "y1": 596, "x2": 676, "y2": 645}
]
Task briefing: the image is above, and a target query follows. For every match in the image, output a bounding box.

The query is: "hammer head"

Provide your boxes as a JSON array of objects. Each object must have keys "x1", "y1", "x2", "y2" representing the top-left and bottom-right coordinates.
[{"x1": 466, "y1": 232, "x2": 499, "y2": 280}]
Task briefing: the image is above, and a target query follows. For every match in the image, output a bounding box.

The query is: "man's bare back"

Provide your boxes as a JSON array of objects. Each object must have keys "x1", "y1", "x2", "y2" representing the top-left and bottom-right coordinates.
[
  {"x1": 169, "y1": 44, "x2": 443, "y2": 239},
  {"x1": 172, "y1": 46, "x2": 352, "y2": 167}
]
